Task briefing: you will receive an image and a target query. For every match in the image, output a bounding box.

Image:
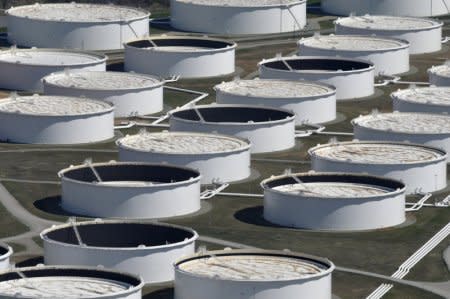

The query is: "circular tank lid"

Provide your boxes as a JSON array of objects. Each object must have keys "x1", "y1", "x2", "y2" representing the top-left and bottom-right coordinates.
[
  {"x1": 0, "y1": 95, "x2": 113, "y2": 117},
  {"x1": 353, "y1": 112, "x2": 450, "y2": 134},
  {"x1": 7, "y1": 3, "x2": 149, "y2": 23},
  {"x1": 299, "y1": 34, "x2": 408, "y2": 51},
  {"x1": 429, "y1": 64, "x2": 450, "y2": 78},
  {"x1": 309, "y1": 141, "x2": 446, "y2": 165},
  {"x1": 392, "y1": 87, "x2": 450, "y2": 106},
  {"x1": 335, "y1": 15, "x2": 443, "y2": 31},
  {"x1": 215, "y1": 78, "x2": 335, "y2": 98},
  {"x1": 261, "y1": 172, "x2": 405, "y2": 198},
  {"x1": 0, "y1": 266, "x2": 143, "y2": 298},
  {"x1": 0, "y1": 48, "x2": 106, "y2": 66},
  {"x1": 43, "y1": 71, "x2": 164, "y2": 91},
  {"x1": 175, "y1": 249, "x2": 334, "y2": 281},
  {"x1": 117, "y1": 131, "x2": 250, "y2": 155},
  {"x1": 174, "y1": 0, "x2": 305, "y2": 7},
  {"x1": 40, "y1": 220, "x2": 198, "y2": 250}
]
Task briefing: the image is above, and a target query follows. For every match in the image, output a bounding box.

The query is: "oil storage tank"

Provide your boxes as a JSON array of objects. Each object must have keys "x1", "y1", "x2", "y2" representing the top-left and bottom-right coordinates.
[
  {"x1": 335, "y1": 15, "x2": 443, "y2": 54},
  {"x1": 0, "y1": 95, "x2": 114, "y2": 144},
  {"x1": 428, "y1": 63, "x2": 450, "y2": 86},
  {"x1": 124, "y1": 36, "x2": 236, "y2": 79},
  {"x1": 169, "y1": 104, "x2": 296, "y2": 153},
  {"x1": 175, "y1": 249, "x2": 335, "y2": 299},
  {"x1": 0, "y1": 243, "x2": 12, "y2": 271},
  {"x1": 41, "y1": 220, "x2": 198, "y2": 284},
  {"x1": 309, "y1": 141, "x2": 447, "y2": 194},
  {"x1": 321, "y1": 0, "x2": 450, "y2": 17},
  {"x1": 298, "y1": 34, "x2": 410, "y2": 75},
  {"x1": 170, "y1": 0, "x2": 307, "y2": 35},
  {"x1": 352, "y1": 112, "x2": 450, "y2": 162},
  {"x1": 262, "y1": 172, "x2": 406, "y2": 231},
  {"x1": 392, "y1": 86, "x2": 450, "y2": 115},
  {"x1": 215, "y1": 78, "x2": 336, "y2": 125},
  {"x1": 117, "y1": 131, "x2": 251, "y2": 184},
  {"x1": 43, "y1": 70, "x2": 164, "y2": 118},
  {"x1": 0, "y1": 47, "x2": 106, "y2": 92},
  {"x1": 6, "y1": 3, "x2": 150, "y2": 50},
  {"x1": 259, "y1": 56, "x2": 375, "y2": 100},
  {"x1": 0, "y1": 266, "x2": 143, "y2": 299},
  {"x1": 59, "y1": 161, "x2": 201, "y2": 219}
]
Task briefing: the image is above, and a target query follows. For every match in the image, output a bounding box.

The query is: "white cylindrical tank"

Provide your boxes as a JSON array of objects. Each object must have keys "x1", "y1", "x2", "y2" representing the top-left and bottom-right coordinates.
[
  {"x1": 309, "y1": 141, "x2": 447, "y2": 194},
  {"x1": 392, "y1": 86, "x2": 450, "y2": 115},
  {"x1": 428, "y1": 63, "x2": 450, "y2": 86},
  {"x1": 321, "y1": 0, "x2": 450, "y2": 17},
  {"x1": 169, "y1": 104, "x2": 296, "y2": 153},
  {"x1": 43, "y1": 71, "x2": 164, "y2": 118},
  {"x1": 124, "y1": 36, "x2": 236, "y2": 79},
  {"x1": 0, "y1": 266, "x2": 143, "y2": 299},
  {"x1": 335, "y1": 15, "x2": 443, "y2": 54},
  {"x1": 215, "y1": 78, "x2": 336, "y2": 125},
  {"x1": 262, "y1": 172, "x2": 406, "y2": 231},
  {"x1": 0, "y1": 48, "x2": 106, "y2": 92},
  {"x1": 352, "y1": 112, "x2": 450, "y2": 162},
  {"x1": 59, "y1": 162, "x2": 201, "y2": 219},
  {"x1": 6, "y1": 3, "x2": 149, "y2": 50},
  {"x1": 117, "y1": 131, "x2": 251, "y2": 184},
  {"x1": 298, "y1": 34, "x2": 409, "y2": 75},
  {"x1": 175, "y1": 249, "x2": 335, "y2": 299},
  {"x1": 259, "y1": 56, "x2": 375, "y2": 100},
  {"x1": 170, "y1": 0, "x2": 306, "y2": 35},
  {"x1": 0, "y1": 243, "x2": 12, "y2": 271},
  {"x1": 41, "y1": 220, "x2": 198, "y2": 284},
  {"x1": 0, "y1": 95, "x2": 114, "y2": 145}
]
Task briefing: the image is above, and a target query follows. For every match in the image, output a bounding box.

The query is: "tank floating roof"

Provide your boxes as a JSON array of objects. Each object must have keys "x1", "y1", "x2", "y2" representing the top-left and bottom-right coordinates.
[
  {"x1": 174, "y1": 0, "x2": 303, "y2": 7},
  {"x1": 260, "y1": 56, "x2": 374, "y2": 72},
  {"x1": 176, "y1": 249, "x2": 334, "y2": 281},
  {"x1": 353, "y1": 112, "x2": 450, "y2": 134},
  {"x1": 309, "y1": 141, "x2": 446, "y2": 164},
  {"x1": 126, "y1": 36, "x2": 236, "y2": 52},
  {"x1": 0, "y1": 95, "x2": 113, "y2": 116},
  {"x1": 0, "y1": 266, "x2": 143, "y2": 298},
  {"x1": 335, "y1": 15, "x2": 443, "y2": 31},
  {"x1": 6, "y1": 3, "x2": 149, "y2": 22},
  {"x1": 429, "y1": 64, "x2": 450, "y2": 78},
  {"x1": 392, "y1": 87, "x2": 450, "y2": 106},
  {"x1": 215, "y1": 79, "x2": 335, "y2": 98},
  {"x1": 44, "y1": 71, "x2": 163, "y2": 91},
  {"x1": 299, "y1": 35, "x2": 408, "y2": 51}
]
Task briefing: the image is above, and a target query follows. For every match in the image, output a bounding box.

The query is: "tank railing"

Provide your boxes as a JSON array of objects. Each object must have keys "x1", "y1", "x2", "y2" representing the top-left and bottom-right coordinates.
[
  {"x1": 216, "y1": 192, "x2": 264, "y2": 198},
  {"x1": 148, "y1": 39, "x2": 158, "y2": 48},
  {"x1": 366, "y1": 222, "x2": 450, "y2": 299},
  {"x1": 68, "y1": 218, "x2": 85, "y2": 247},
  {"x1": 280, "y1": 59, "x2": 294, "y2": 71},
  {"x1": 84, "y1": 159, "x2": 102, "y2": 183},
  {"x1": 375, "y1": 75, "x2": 430, "y2": 87},
  {"x1": 283, "y1": 3, "x2": 303, "y2": 34},
  {"x1": 200, "y1": 183, "x2": 230, "y2": 200},
  {"x1": 193, "y1": 106, "x2": 206, "y2": 122},
  {"x1": 405, "y1": 192, "x2": 432, "y2": 212}
]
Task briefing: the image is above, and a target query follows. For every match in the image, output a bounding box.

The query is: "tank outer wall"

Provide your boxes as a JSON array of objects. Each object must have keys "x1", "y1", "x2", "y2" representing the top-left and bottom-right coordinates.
[
  {"x1": 298, "y1": 38, "x2": 410, "y2": 75},
  {"x1": 258, "y1": 57, "x2": 375, "y2": 100},
  {"x1": 0, "y1": 55, "x2": 106, "y2": 92},
  {"x1": 0, "y1": 244, "x2": 12, "y2": 271},
  {"x1": 335, "y1": 22, "x2": 443, "y2": 55},
  {"x1": 392, "y1": 95, "x2": 450, "y2": 115},
  {"x1": 215, "y1": 88, "x2": 336, "y2": 125},
  {"x1": 310, "y1": 151, "x2": 447, "y2": 194},
  {"x1": 43, "y1": 79, "x2": 164, "y2": 118},
  {"x1": 262, "y1": 175, "x2": 406, "y2": 231},
  {"x1": 0, "y1": 110, "x2": 114, "y2": 144},
  {"x1": 321, "y1": 0, "x2": 450, "y2": 17},
  {"x1": 7, "y1": 13, "x2": 149, "y2": 50},
  {"x1": 124, "y1": 39, "x2": 236, "y2": 79},
  {"x1": 429, "y1": 71, "x2": 450, "y2": 87},
  {"x1": 170, "y1": 0, "x2": 306, "y2": 35}
]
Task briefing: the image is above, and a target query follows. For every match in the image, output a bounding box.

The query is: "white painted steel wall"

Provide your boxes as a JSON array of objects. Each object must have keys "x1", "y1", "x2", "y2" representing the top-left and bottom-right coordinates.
[
  {"x1": 0, "y1": 244, "x2": 12, "y2": 271},
  {"x1": 262, "y1": 173, "x2": 406, "y2": 231},
  {"x1": 309, "y1": 143, "x2": 447, "y2": 194},
  {"x1": 215, "y1": 82, "x2": 336, "y2": 125},
  {"x1": 43, "y1": 75, "x2": 163, "y2": 118},
  {"x1": 429, "y1": 67, "x2": 450, "y2": 86},
  {"x1": 7, "y1": 13, "x2": 149, "y2": 50},
  {"x1": 259, "y1": 57, "x2": 375, "y2": 100},
  {"x1": 335, "y1": 19, "x2": 443, "y2": 54},
  {"x1": 169, "y1": 105, "x2": 296, "y2": 153},
  {"x1": 0, "y1": 107, "x2": 114, "y2": 145},
  {"x1": 59, "y1": 163, "x2": 201, "y2": 219},
  {"x1": 174, "y1": 250, "x2": 334, "y2": 299},
  {"x1": 321, "y1": 0, "x2": 450, "y2": 17},
  {"x1": 124, "y1": 38, "x2": 236, "y2": 79},
  {"x1": 298, "y1": 36, "x2": 410, "y2": 75},
  {"x1": 41, "y1": 221, "x2": 198, "y2": 284},
  {"x1": 170, "y1": 0, "x2": 306, "y2": 35}
]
